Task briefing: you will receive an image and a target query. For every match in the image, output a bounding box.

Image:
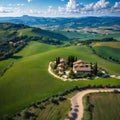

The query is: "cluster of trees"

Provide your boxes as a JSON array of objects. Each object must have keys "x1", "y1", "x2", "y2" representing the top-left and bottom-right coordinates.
[
  {"x1": 108, "y1": 56, "x2": 120, "y2": 64},
  {"x1": 53, "y1": 56, "x2": 77, "y2": 71},
  {"x1": 0, "y1": 40, "x2": 26, "y2": 61},
  {"x1": 53, "y1": 57, "x2": 61, "y2": 69},
  {"x1": 0, "y1": 23, "x2": 66, "y2": 61},
  {"x1": 67, "y1": 56, "x2": 77, "y2": 67},
  {"x1": 0, "y1": 23, "x2": 29, "y2": 61}
]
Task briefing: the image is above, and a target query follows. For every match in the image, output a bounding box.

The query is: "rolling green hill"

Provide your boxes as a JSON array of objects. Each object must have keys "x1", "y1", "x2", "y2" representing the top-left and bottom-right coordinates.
[
  {"x1": 15, "y1": 41, "x2": 57, "y2": 58},
  {"x1": 0, "y1": 23, "x2": 68, "y2": 42},
  {"x1": 0, "y1": 23, "x2": 68, "y2": 61},
  {"x1": 0, "y1": 41, "x2": 120, "y2": 119},
  {"x1": 92, "y1": 42, "x2": 120, "y2": 63}
]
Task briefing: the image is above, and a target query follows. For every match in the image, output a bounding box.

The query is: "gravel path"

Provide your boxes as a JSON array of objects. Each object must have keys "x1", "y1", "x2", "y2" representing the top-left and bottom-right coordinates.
[
  {"x1": 65, "y1": 88, "x2": 120, "y2": 120},
  {"x1": 48, "y1": 62, "x2": 67, "y2": 81}
]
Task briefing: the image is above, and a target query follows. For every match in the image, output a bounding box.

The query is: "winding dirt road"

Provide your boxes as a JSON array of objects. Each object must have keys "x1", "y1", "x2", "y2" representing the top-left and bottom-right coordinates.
[{"x1": 65, "y1": 88, "x2": 120, "y2": 120}]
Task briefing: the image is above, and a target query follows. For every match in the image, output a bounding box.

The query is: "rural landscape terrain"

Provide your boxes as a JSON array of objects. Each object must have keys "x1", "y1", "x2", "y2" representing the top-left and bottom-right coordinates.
[
  {"x1": 0, "y1": 15, "x2": 120, "y2": 120},
  {"x1": 0, "y1": 0, "x2": 120, "y2": 111}
]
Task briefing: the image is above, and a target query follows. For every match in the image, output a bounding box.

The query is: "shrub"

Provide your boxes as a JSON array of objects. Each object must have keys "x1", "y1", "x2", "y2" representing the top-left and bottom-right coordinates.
[
  {"x1": 23, "y1": 110, "x2": 32, "y2": 119},
  {"x1": 58, "y1": 96, "x2": 66, "y2": 101},
  {"x1": 113, "y1": 89, "x2": 120, "y2": 94},
  {"x1": 39, "y1": 104, "x2": 45, "y2": 110},
  {"x1": 50, "y1": 98, "x2": 59, "y2": 105}
]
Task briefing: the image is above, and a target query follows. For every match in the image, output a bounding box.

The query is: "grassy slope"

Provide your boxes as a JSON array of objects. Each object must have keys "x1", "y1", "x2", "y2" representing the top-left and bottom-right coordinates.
[
  {"x1": 18, "y1": 28, "x2": 39, "y2": 37},
  {"x1": 0, "y1": 59, "x2": 14, "y2": 72},
  {"x1": 90, "y1": 93, "x2": 120, "y2": 120},
  {"x1": 13, "y1": 91, "x2": 78, "y2": 120},
  {"x1": 92, "y1": 42, "x2": 120, "y2": 60},
  {"x1": 36, "y1": 101, "x2": 70, "y2": 120},
  {"x1": 0, "y1": 41, "x2": 120, "y2": 119},
  {"x1": 15, "y1": 41, "x2": 57, "y2": 58}
]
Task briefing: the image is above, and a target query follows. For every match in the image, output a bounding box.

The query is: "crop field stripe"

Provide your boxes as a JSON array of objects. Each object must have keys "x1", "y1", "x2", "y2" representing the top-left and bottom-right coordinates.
[{"x1": 90, "y1": 93, "x2": 120, "y2": 120}]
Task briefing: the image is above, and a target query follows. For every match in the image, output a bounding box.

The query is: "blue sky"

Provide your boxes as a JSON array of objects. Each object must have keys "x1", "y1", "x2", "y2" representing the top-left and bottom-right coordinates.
[{"x1": 0, "y1": 0, "x2": 120, "y2": 17}]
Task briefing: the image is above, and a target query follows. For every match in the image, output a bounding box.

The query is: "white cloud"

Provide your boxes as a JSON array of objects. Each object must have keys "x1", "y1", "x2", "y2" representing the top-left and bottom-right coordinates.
[
  {"x1": 0, "y1": 6, "x2": 13, "y2": 13},
  {"x1": 28, "y1": 0, "x2": 32, "y2": 3},
  {"x1": 47, "y1": 6, "x2": 53, "y2": 13},
  {"x1": 93, "y1": 0, "x2": 109, "y2": 10},
  {"x1": 66, "y1": 0, "x2": 77, "y2": 12},
  {"x1": 0, "y1": 0, "x2": 120, "y2": 17},
  {"x1": 84, "y1": 3, "x2": 94, "y2": 11},
  {"x1": 58, "y1": 6, "x2": 65, "y2": 13},
  {"x1": 83, "y1": 0, "x2": 109, "y2": 11},
  {"x1": 8, "y1": 3, "x2": 24, "y2": 7},
  {"x1": 61, "y1": 0, "x2": 64, "y2": 2},
  {"x1": 17, "y1": 4, "x2": 24, "y2": 6},
  {"x1": 114, "y1": 2, "x2": 120, "y2": 9},
  {"x1": 111, "y1": 2, "x2": 120, "y2": 14},
  {"x1": 64, "y1": 0, "x2": 111, "y2": 15}
]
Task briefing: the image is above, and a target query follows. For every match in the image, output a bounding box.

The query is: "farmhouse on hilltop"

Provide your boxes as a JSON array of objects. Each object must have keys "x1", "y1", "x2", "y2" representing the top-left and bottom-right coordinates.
[
  {"x1": 57, "y1": 58, "x2": 92, "y2": 74},
  {"x1": 73, "y1": 60, "x2": 91, "y2": 74}
]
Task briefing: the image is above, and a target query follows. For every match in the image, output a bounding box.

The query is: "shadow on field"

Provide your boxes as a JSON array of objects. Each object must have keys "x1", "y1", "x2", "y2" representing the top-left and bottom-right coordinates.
[
  {"x1": 11, "y1": 56, "x2": 23, "y2": 59},
  {"x1": 67, "y1": 112, "x2": 78, "y2": 120}
]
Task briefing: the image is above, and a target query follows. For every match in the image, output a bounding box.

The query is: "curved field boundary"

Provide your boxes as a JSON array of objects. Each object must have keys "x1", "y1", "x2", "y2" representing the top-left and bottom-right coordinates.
[{"x1": 66, "y1": 88, "x2": 120, "y2": 120}]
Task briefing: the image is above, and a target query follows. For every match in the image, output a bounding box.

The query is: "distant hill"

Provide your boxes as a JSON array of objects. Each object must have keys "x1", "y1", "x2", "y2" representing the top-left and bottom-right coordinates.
[
  {"x1": 0, "y1": 16, "x2": 120, "y2": 30},
  {"x1": 0, "y1": 23, "x2": 68, "y2": 42},
  {"x1": 0, "y1": 23, "x2": 68, "y2": 60}
]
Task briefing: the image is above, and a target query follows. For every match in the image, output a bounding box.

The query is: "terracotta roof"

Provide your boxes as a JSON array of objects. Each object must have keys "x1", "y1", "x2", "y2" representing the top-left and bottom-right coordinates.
[
  {"x1": 58, "y1": 63, "x2": 64, "y2": 67},
  {"x1": 74, "y1": 67, "x2": 91, "y2": 72},
  {"x1": 73, "y1": 60, "x2": 85, "y2": 65},
  {"x1": 58, "y1": 67, "x2": 64, "y2": 71},
  {"x1": 60, "y1": 58, "x2": 66, "y2": 63}
]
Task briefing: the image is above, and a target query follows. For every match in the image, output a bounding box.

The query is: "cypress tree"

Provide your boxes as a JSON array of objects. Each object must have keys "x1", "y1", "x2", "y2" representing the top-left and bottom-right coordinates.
[{"x1": 93, "y1": 63, "x2": 98, "y2": 75}]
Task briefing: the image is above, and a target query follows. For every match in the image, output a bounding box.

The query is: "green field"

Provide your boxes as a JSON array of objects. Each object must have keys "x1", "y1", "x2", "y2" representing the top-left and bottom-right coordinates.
[
  {"x1": 0, "y1": 41, "x2": 120, "y2": 119},
  {"x1": 56, "y1": 31, "x2": 120, "y2": 40},
  {"x1": 57, "y1": 31, "x2": 96, "y2": 39},
  {"x1": 18, "y1": 28, "x2": 39, "y2": 37},
  {"x1": 92, "y1": 42, "x2": 120, "y2": 60},
  {"x1": 89, "y1": 93, "x2": 120, "y2": 120},
  {"x1": 15, "y1": 41, "x2": 57, "y2": 58},
  {"x1": 80, "y1": 33, "x2": 120, "y2": 41}
]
